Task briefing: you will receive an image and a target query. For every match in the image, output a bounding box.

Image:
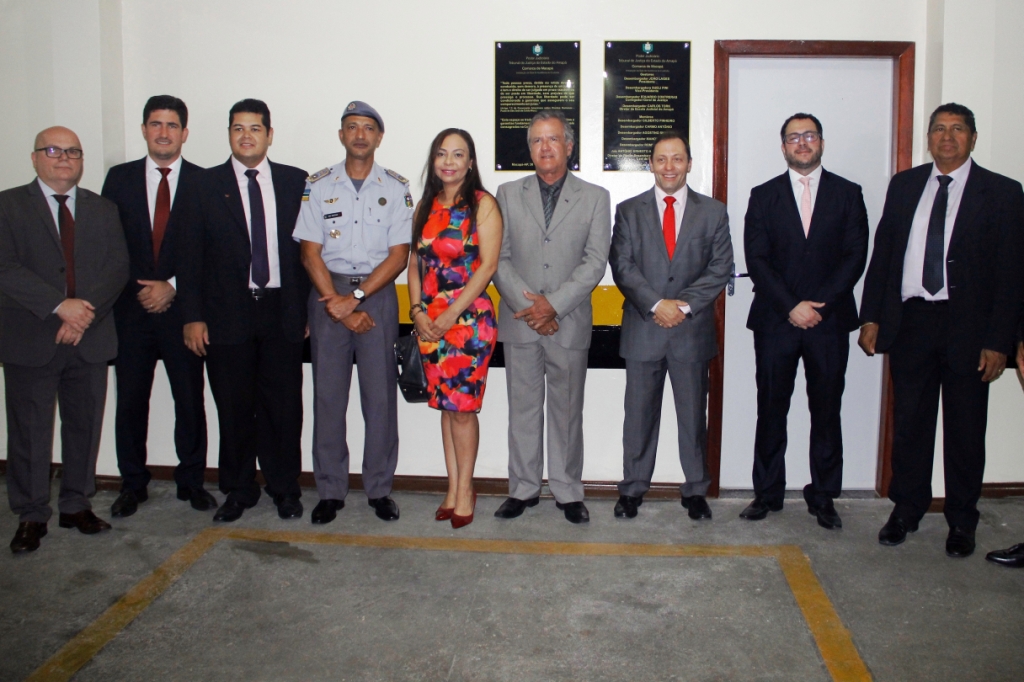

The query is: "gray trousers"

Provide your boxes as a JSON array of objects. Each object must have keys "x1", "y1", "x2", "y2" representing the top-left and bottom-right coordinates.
[
  {"x1": 505, "y1": 337, "x2": 588, "y2": 503},
  {"x1": 619, "y1": 357, "x2": 711, "y2": 498},
  {"x1": 4, "y1": 345, "x2": 108, "y2": 523},
  {"x1": 309, "y1": 276, "x2": 399, "y2": 501}
]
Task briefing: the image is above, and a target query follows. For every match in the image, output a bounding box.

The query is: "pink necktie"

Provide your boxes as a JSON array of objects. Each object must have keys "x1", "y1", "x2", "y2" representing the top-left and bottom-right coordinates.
[{"x1": 799, "y1": 176, "x2": 812, "y2": 236}]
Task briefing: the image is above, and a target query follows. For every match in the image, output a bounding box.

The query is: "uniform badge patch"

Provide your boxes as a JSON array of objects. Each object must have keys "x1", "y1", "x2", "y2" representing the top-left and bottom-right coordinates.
[
  {"x1": 307, "y1": 167, "x2": 332, "y2": 183},
  {"x1": 385, "y1": 168, "x2": 409, "y2": 184},
  {"x1": 378, "y1": 197, "x2": 387, "y2": 206},
  {"x1": 302, "y1": 188, "x2": 311, "y2": 201},
  {"x1": 324, "y1": 197, "x2": 338, "y2": 204},
  {"x1": 404, "y1": 192, "x2": 414, "y2": 208},
  {"x1": 329, "y1": 230, "x2": 341, "y2": 239}
]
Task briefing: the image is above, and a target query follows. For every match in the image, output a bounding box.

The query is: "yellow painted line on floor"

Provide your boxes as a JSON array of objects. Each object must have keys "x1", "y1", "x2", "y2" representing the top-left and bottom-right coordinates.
[{"x1": 28, "y1": 529, "x2": 870, "y2": 682}]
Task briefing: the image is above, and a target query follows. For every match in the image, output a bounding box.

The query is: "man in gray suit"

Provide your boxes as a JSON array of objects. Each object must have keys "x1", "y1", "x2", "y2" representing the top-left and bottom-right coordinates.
[
  {"x1": 0, "y1": 127, "x2": 129, "y2": 553},
  {"x1": 493, "y1": 109, "x2": 611, "y2": 524},
  {"x1": 609, "y1": 131, "x2": 733, "y2": 520}
]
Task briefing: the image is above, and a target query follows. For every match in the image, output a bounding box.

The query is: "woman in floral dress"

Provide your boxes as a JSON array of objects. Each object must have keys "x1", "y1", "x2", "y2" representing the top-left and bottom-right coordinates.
[{"x1": 407, "y1": 128, "x2": 501, "y2": 528}]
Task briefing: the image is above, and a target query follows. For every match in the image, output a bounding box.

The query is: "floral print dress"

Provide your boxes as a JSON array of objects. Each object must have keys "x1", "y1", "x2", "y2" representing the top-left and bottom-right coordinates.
[{"x1": 417, "y1": 193, "x2": 497, "y2": 412}]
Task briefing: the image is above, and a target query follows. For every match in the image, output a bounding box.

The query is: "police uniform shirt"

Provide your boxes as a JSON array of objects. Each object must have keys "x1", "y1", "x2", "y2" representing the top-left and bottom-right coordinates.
[{"x1": 292, "y1": 161, "x2": 413, "y2": 275}]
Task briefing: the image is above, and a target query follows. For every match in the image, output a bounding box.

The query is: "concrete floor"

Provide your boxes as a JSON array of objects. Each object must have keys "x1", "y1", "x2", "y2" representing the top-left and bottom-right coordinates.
[{"x1": 1, "y1": 480, "x2": 1022, "y2": 681}]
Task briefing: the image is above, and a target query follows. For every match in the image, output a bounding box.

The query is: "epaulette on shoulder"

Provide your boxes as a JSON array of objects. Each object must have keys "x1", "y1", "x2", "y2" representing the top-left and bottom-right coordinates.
[
  {"x1": 384, "y1": 168, "x2": 409, "y2": 184},
  {"x1": 307, "y1": 167, "x2": 332, "y2": 183}
]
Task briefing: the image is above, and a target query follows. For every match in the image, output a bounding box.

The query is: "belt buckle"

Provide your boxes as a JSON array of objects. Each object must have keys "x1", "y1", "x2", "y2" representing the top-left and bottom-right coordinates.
[{"x1": 348, "y1": 277, "x2": 362, "y2": 286}]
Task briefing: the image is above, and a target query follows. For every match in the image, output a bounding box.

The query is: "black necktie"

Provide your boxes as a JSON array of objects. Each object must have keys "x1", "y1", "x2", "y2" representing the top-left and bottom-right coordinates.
[
  {"x1": 245, "y1": 169, "x2": 270, "y2": 288},
  {"x1": 53, "y1": 195, "x2": 76, "y2": 298},
  {"x1": 922, "y1": 175, "x2": 953, "y2": 295}
]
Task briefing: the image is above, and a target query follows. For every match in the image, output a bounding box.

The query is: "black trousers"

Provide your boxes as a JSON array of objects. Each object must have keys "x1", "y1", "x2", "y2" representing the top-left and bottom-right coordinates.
[
  {"x1": 752, "y1": 318, "x2": 849, "y2": 507},
  {"x1": 4, "y1": 345, "x2": 108, "y2": 523},
  {"x1": 888, "y1": 299, "x2": 989, "y2": 531},
  {"x1": 114, "y1": 306, "x2": 207, "y2": 492},
  {"x1": 205, "y1": 291, "x2": 304, "y2": 506}
]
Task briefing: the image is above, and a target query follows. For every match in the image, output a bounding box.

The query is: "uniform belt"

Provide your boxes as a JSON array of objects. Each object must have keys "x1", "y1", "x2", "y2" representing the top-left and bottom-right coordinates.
[{"x1": 249, "y1": 287, "x2": 281, "y2": 301}]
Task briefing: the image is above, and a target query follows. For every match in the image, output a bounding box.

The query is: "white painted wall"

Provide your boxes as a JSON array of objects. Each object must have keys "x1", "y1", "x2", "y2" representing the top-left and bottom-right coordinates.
[{"x1": 0, "y1": 0, "x2": 1020, "y2": 490}]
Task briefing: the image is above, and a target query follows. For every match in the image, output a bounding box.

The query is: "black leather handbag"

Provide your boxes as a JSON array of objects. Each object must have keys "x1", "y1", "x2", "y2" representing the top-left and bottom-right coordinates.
[{"x1": 395, "y1": 331, "x2": 430, "y2": 403}]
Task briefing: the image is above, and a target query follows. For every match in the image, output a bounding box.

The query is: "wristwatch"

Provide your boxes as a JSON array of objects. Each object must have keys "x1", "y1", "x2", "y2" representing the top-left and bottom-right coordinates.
[{"x1": 352, "y1": 288, "x2": 366, "y2": 302}]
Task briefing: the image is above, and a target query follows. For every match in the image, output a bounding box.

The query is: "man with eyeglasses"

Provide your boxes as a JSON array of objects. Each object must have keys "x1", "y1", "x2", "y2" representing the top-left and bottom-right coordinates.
[
  {"x1": 740, "y1": 113, "x2": 869, "y2": 530},
  {"x1": 860, "y1": 103, "x2": 1024, "y2": 558},
  {"x1": 101, "y1": 95, "x2": 213, "y2": 519},
  {"x1": 0, "y1": 127, "x2": 129, "y2": 553}
]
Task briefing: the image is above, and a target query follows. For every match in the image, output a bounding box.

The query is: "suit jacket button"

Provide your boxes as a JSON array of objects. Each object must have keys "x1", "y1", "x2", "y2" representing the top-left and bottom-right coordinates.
[
  {"x1": 544, "y1": 238, "x2": 551, "y2": 243},
  {"x1": 59, "y1": 267, "x2": 65, "y2": 273},
  {"x1": 668, "y1": 277, "x2": 674, "y2": 282},
  {"x1": 544, "y1": 264, "x2": 549, "y2": 269},
  {"x1": 540, "y1": 289, "x2": 545, "y2": 294}
]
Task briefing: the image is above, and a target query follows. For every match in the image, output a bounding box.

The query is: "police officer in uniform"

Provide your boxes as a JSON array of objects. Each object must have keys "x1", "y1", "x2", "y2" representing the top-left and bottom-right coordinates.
[{"x1": 293, "y1": 101, "x2": 412, "y2": 523}]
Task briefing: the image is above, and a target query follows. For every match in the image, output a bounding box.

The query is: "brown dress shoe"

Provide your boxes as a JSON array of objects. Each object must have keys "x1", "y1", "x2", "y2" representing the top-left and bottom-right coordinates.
[
  {"x1": 58, "y1": 510, "x2": 112, "y2": 535},
  {"x1": 10, "y1": 522, "x2": 47, "y2": 553}
]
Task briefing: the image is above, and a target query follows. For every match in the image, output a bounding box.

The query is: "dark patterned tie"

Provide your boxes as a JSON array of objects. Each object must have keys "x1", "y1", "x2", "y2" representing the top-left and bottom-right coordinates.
[
  {"x1": 245, "y1": 169, "x2": 270, "y2": 288},
  {"x1": 152, "y1": 167, "x2": 171, "y2": 263},
  {"x1": 542, "y1": 184, "x2": 556, "y2": 229},
  {"x1": 922, "y1": 175, "x2": 953, "y2": 295},
  {"x1": 53, "y1": 194, "x2": 76, "y2": 298}
]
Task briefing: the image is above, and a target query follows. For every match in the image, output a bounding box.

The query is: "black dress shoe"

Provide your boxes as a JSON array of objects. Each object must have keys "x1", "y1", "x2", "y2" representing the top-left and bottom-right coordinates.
[
  {"x1": 808, "y1": 500, "x2": 842, "y2": 530},
  {"x1": 681, "y1": 495, "x2": 712, "y2": 520},
  {"x1": 878, "y1": 512, "x2": 918, "y2": 546},
  {"x1": 368, "y1": 496, "x2": 400, "y2": 521},
  {"x1": 555, "y1": 501, "x2": 590, "y2": 524},
  {"x1": 493, "y1": 496, "x2": 540, "y2": 519},
  {"x1": 111, "y1": 488, "x2": 148, "y2": 518},
  {"x1": 59, "y1": 510, "x2": 112, "y2": 534},
  {"x1": 614, "y1": 495, "x2": 642, "y2": 519},
  {"x1": 946, "y1": 527, "x2": 976, "y2": 558},
  {"x1": 10, "y1": 522, "x2": 47, "y2": 554},
  {"x1": 274, "y1": 495, "x2": 303, "y2": 520},
  {"x1": 311, "y1": 499, "x2": 345, "y2": 525},
  {"x1": 985, "y1": 543, "x2": 1024, "y2": 568},
  {"x1": 739, "y1": 496, "x2": 783, "y2": 521},
  {"x1": 177, "y1": 487, "x2": 218, "y2": 511},
  {"x1": 213, "y1": 498, "x2": 254, "y2": 523}
]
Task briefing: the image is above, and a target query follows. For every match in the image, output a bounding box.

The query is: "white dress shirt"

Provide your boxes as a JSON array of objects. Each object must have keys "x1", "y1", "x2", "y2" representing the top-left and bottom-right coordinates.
[
  {"x1": 231, "y1": 155, "x2": 281, "y2": 289},
  {"x1": 652, "y1": 184, "x2": 691, "y2": 315},
  {"x1": 788, "y1": 164, "x2": 823, "y2": 215},
  {"x1": 901, "y1": 159, "x2": 972, "y2": 301},
  {"x1": 38, "y1": 177, "x2": 76, "y2": 226},
  {"x1": 146, "y1": 155, "x2": 183, "y2": 288}
]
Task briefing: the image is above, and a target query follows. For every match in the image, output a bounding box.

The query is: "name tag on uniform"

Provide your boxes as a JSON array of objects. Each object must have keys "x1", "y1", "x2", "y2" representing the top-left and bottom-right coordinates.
[{"x1": 325, "y1": 212, "x2": 343, "y2": 219}]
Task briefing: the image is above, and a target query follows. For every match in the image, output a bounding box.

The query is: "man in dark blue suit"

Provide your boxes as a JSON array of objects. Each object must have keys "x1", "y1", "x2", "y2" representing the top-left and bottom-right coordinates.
[
  {"x1": 102, "y1": 95, "x2": 213, "y2": 517},
  {"x1": 860, "y1": 103, "x2": 1024, "y2": 558},
  {"x1": 177, "y1": 99, "x2": 311, "y2": 523},
  {"x1": 741, "y1": 113, "x2": 869, "y2": 530}
]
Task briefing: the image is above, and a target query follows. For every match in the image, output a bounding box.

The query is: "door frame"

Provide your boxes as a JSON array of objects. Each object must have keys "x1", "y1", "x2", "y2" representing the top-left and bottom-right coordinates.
[{"x1": 708, "y1": 39, "x2": 916, "y2": 497}]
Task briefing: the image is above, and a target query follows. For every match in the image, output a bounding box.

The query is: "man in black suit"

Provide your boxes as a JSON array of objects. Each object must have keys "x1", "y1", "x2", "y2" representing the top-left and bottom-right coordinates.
[
  {"x1": 741, "y1": 114, "x2": 869, "y2": 530},
  {"x1": 860, "y1": 103, "x2": 1024, "y2": 558},
  {"x1": 0, "y1": 126, "x2": 129, "y2": 552},
  {"x1": 177, "y1": 99, "x2": 311, "y2": 523},
  {"x1": 102, "y1": 95, "x2": 213, "y2": 518}
]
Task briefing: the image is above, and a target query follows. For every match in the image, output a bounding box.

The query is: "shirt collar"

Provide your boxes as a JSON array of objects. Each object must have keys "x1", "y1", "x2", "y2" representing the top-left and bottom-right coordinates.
[
  {"x1": 231, "y1": 155, "x2": 272, "y2": 180},
  {"x1": 788, "y1": 164, "x2": 823, "y2": 186},
  {"x1": 37, "y1": 177, "x2": 77, "y2": 201},
  {"x1": 146, "y1": 154, "x2": 183, "y2": 176},
  {"x1": 930, "y1": 157, "x2": 972, "y2": 184},
  {"x1": 654, "y1": 183, "x2": 688, "y2": 206},
  {"x1": 537, "y1": 172, "x2": 568, "y2": 193}
]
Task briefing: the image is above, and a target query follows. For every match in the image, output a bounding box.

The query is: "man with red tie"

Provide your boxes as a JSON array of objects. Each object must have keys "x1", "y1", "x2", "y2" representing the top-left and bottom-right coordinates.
[
  {"x1": 609, "y1": 130, "x2": 733, "y2": 520},
  {"x1": 740, "y1": 114, "x2": 868, "y2": 530},
  {"x1": 102, "y1": 96, "x2": 213, "y2": 518}
]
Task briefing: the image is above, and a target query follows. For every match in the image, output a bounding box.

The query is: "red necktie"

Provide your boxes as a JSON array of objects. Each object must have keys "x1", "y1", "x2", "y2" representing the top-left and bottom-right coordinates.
[
  {"x1": 53, "y1": 195, "x2": 76, "y2": 298},
  {"x1": 663, "y1": 196, "x2": 677, "y2": 259},
  {"x1": 152, "y1": 167, "x2": 171, "y2": 262}
]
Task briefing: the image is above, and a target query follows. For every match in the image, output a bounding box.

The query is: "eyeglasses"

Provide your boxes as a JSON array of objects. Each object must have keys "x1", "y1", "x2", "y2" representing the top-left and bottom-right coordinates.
[
  {"x1": 35, "y1": 146, "x2": 83, "y2": 159},
  {"x1": 784, "y1": 132, "x2": 821, "y2": 145}
]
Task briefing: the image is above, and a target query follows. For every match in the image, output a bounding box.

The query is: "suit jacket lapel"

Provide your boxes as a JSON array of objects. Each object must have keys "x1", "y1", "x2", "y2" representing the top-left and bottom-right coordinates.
[
  {"x1": 893, "y1": 166, "x2": 933, "y2": 257},
  {"x1": 805, "y1": 170, "x2": 835, "y2": 244},
  {"x1": 270, "y1": 161, "x2": 294, "y2": 254},
  {"x1": 522, "y1": 175, "x2": 547, "y2": 233},
  {"x1": 948, "y1": 162, "x2": 985, "y2": 254},
  {"x1": 26, "y1": 181, "x2": 63, "y2": 252},
  {"x1": 641, "y1": 189, "x2": 667, "y2": 261},
  {"x1": 546, "y1": 173, "x2": 582, "y2": 235},
  {"x1": 216, "y1": 159, "x2": 251, "y2": 246},
  {"x1": 776, "y1": 172, "x2": 807, "y2": 242},
  {"x1": 671, "y1": 189, "x2": 701, "y2": 261}
]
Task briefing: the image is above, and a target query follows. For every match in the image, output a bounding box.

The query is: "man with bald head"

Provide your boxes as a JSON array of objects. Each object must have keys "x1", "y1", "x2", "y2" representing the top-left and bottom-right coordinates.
[{"x1": 0, "y1": 127, "x2": 129, "y2": 553}]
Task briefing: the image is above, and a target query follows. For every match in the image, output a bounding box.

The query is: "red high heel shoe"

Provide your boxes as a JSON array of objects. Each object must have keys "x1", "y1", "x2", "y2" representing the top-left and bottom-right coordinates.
[
  {"x1": 450, "y1": 492, "x2": 477, "y2": 529},
  {"x1": 435, "y1": 504, "x2": 455, "y2": 521}
]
